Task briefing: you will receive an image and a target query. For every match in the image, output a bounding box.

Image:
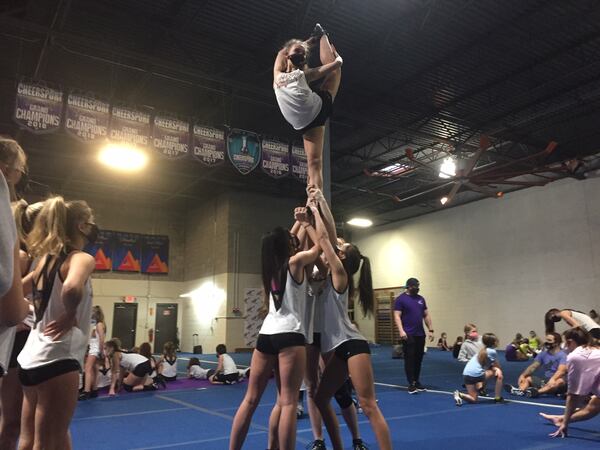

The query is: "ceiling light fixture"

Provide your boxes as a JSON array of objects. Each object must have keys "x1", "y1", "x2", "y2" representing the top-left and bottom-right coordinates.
[
  {"x1": 347, "y1": 217, "x2": 373, "y2": 228},
  {"x1": 438, "y1": 157, "x2": 456, "y2": 179},
  {"x1": 99, "y1": 143, "x2": 148, "y2": 172},
  {"x1": 440, "y1": 196, "x2": 448, "y2": 205}
]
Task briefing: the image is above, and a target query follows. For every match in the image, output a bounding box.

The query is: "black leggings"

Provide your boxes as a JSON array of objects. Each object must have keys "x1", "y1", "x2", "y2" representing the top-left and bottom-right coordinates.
[{"x1": 403, "y1": 335, "x2": 426, "y2": 384}]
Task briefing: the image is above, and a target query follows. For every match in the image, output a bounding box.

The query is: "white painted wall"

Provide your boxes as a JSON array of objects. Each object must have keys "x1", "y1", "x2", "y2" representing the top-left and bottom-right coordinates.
[{"x1": 354, "y1": 176, "x2": 600, "y2": 346}]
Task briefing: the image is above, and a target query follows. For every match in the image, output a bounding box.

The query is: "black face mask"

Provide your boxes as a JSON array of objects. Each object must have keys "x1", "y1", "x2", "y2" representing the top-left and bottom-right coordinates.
[
  {"x1": 289, "y1": 53, "x2": 306, "y2": 67},
  {"x1": 551, "y1": 315, "x2": 561, "y2": 323},
  {"x1": 409, "y1": 287, "x2": 420, "y2": 295},
  {"x1": 544, "y1": 342, "x2": 555, "y2": 350},
  {"x1": 84, "y1": 223, "x2": 99, "y2": 245}
]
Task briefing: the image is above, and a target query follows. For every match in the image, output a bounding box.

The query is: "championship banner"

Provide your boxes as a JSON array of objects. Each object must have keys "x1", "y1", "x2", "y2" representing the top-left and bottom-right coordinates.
[
  {"x1": 290, "y1": 143, "x2": 308, "y2": 183},
  {"x1": 14, "y1": 80, "x2": 63, "y2": 133},
  {"x1": 152, "y1": 114, "x2": 189, "y2": 159},
  {"x1": 83, "y1": 230, "x2": 113, "y2": 272},
  {"x1": 227, "y1": 129, "x2": 261, "y2": 175},
  {"x1": 192, "y1": 124, "x2": 226, "y2": 166},
  {"x1": 141, "y1": 235, "x2": 169, "y2": 274},
  {"x1": 64, "y1": 92, "x2": 109, "y2": 142},
  {"x1": 261, "y1": 138, "x2": 290, "y2": 179},
  {"x1": 243, "y1": 288, "x2": 264, "y2": 347},
  {"x1": 112, "y1": 232, "x2": 141, "y2": 272},
  {"x1": 109, "y1": 105, "x2": 151, "y2": 147}
]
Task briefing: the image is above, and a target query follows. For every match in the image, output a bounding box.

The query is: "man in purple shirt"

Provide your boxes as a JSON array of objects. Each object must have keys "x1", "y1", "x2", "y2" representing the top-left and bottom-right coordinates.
[{"x1": 393, "y1": 278, "x2": 434, "y2": 394}]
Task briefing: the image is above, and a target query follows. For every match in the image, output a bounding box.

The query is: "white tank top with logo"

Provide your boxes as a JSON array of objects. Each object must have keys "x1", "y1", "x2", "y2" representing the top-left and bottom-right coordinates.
[
  {"x1": 18, "y1": 266, "x2": 93, "y2": 370},
  {"x1": 162, "y1": 356, "x2": 177, "y2": 377},
  {"x1": 320, "y1": 277, "x2": 365, "y2": 354},
  {"x1": 274, "y1": 69, "x2": 322, "y2": 130},
  {"x1": 260, "y1": 269, "x2": 308, "y2": 339},
  {"x1": 222, "y1": 353, "x2": 238, "y2": 375}
]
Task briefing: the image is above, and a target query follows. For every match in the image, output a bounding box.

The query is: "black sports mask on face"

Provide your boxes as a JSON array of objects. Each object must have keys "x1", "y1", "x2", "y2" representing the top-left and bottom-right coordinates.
[
  {"x1": 409, "y1": 287, "x2": 420, "y2": 295},
  {"x1": 544, "y1": 342, "x2": 555, "y2": 349},
  {"x1": 551, "y1": 315, "x2": 562, "y2": 323},
  {"x1": 289, "y1": 53, "x2": 305, "y2": 67},
  {"x1": 84, "y1": 223, "x2": 99, "y2": 245}
]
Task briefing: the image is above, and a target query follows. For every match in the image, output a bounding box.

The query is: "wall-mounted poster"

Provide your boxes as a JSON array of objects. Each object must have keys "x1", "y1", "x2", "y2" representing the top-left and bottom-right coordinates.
[
  {"x1": 64, "y1": 92, "x2": 109, "y2": 142},
  {"x1": 14, "y1": 80, "x2": 63, "y2": 133},
  {"x1": 227, "y1": 129, "x2": 261, "y2": 175},
  {"x1": 83, "y1": 230, "x2": 113, "y2": 272},
  {"x1": 290, "y1": 143, "x2": 308, "y2": 183},
  {"x1": 141, "y1": 235, "x2": 169, "y2": 274},
  {"x1": 243, "y1": 288, "x2": 264, "y2": 348},
  {"x1": 192, "y1": 124, "x2": 226, "y2": 166},
  {"x1": 112, "y1": 232, "x2": 141, "y2": 272},
  {"x1": 152, "y1": 114, "x2": 189, "y2": 159},
  {"x1": 109, "y1": 105, "x2": 151, "y2": 147},
  {"x1": 261, "y1": 138, "x2": 290, "y2": 179}
]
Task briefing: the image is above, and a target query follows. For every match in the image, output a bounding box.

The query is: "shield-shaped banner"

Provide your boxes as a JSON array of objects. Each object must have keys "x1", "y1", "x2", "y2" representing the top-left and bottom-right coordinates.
[
  {"x1": 261, "y1": 138, "x2": 290, "y2": 179},
  {"x1": 152, "y1": 114, "x2": 190, "y2": 159},
  {"x1": 290, "y1": 143, "x2": 308, "y2": 183},
  {"x1": 192, "y1": 124, "x2": 226, "y2": 166},
  {"x1": 64, "y1": 91, "x2": 110, "y2": 142},
  {"x1": 227, "y1": 129, "x2": 261, "y2": 175},
  {"x1": 109, "y1": 105, "x2": 151, "y2": 147},
  {"x1": 14, "y1": 80, "x2": 63, "y2": 133}
]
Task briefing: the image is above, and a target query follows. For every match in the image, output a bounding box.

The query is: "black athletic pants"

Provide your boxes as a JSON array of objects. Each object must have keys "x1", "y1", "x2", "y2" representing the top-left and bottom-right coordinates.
[{"x1": 403, "y1": 335, "x2": 426, "y2": 385}]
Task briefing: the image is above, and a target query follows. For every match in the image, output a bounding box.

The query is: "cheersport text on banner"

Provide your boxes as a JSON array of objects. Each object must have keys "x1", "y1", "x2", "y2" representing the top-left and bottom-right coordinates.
[
  {"x1": 152, "y1": 115, "x2": 189, "y2": 158},
  {"x1": 227, "y1": 129, "x2": 261, "y2": 175},
  {"x1": 83, "y1": 230, "x2": 114, "y2": 271},
  {"x1": 192, "y1": 124, "x2": 226, "y2": 166},
  {"x1": 14, "y1": 80, "x2": 63, "y2": 133},
  {"x1": 141, "y1": 235, "x2": 169, "y2": 274},
  {"x1": 109, "y1": 105, "x2": 151, "y2": 147},
  {"x1": 290, "y1": 143, "x2": 308, "y2": 183},
  {"x1": 261, "y1": 138, "x2": 290, "y2": 179},
  {"x1": 112, "y1": 232, "x2": 141, "y2": 273},
  {"x1": 64, "y1": 92, "x2": 110, "y2": 142}
]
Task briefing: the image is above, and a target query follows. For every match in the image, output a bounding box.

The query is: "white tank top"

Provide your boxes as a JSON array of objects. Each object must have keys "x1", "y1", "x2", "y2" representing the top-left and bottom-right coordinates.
[
  {"x1": 18, "y1": 259, "x2": 93, "y2": 370},
  {"x1": 120, "y1": 352, "x2": 148, "y2": 371},
  {"x1": 260, "y1": 269, "x2": 308, "y2": 338},
  {"x1": 162, "y1": 356, "x2": 177, "y2": 377},
  {"x1": 274, "y1": 70, "x2": 322, "y2": 130},
  {"x1": 222, "y1": 353, "x2": 237, "y2": 375},
  {"x1": 320, "y1": 277, "x2": 365, "y2": 354},
  {"x1": 570, "y1": 311, "x2": 600, "y2": 332},
  {"x1": 310, "y1": 278, "x2": 326, "y2": 335}
]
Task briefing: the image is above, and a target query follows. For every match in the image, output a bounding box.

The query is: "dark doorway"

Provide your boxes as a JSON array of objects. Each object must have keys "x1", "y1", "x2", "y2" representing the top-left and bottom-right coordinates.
[
  {"x1": 155, "y1": 303, "x2": 178, "y2": 353},
  {"x1": 112, "y1": 303, "x2": 138, "y2": 350}
]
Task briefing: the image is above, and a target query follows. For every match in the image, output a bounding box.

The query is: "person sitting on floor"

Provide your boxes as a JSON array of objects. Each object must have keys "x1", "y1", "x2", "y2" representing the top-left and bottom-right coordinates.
[
  {"x1": 187, "y1": 357, "x2": 214, "y2": 380},
  {"x1": 458, "y1": 323, "x2": 483, "y2": 362},
  {"x1": 528, "y1": 330, "x2": 541, "y2": 352},
  {"x1": 519, "y1": 338, "x2": 536, "y2": 358},
  {"x1": 505, "y1": 337, "x2": 529, "y2": 361},
  {"x1": 209, "y1": 344, "x2": 240, "y2": 384},
  {"x1": 437, "y1": 332, "x2": 450, "y2": 351},
  {"x1": 158, "y1": 341, "x2": 178, "y2": 382},
  {"x1": 452, "y1": 336, "x2": 463, "y2": 359},
  {"x1": 504, "y1": 332, "x2": 567, "y2": 398}
]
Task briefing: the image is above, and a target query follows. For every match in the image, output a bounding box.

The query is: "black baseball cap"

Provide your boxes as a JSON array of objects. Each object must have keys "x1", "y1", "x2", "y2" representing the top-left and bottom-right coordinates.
[{"x1": 405, "y1": 278, "x2": 419, "y2": 288}]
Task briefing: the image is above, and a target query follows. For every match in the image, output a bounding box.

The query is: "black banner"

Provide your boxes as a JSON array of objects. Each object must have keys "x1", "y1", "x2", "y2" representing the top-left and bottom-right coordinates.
[
  {"x1": 14, "y1": 80, "x2": 63, "y2": 133},
  {"x1": 65, "y1": 92, "x2": 110, "y2": 142}
]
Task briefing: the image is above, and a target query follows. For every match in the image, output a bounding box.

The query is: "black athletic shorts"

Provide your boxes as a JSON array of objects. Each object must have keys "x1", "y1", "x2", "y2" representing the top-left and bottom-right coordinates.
[
  {"x1": 256, "y1": 333, "x2": 306, "y2": 355},
  {"x1": 132, "y1": 360, "x2": 153, "y2": 377},
  {"x1": 9, "y1": 330, "x2": 30, "y2": 369},
  {"x1": 163, "y1": 375, "x2": 177, "y2": 382},
  {"x1": 19, "y1": 359, "x2": 81, "y2": 386},
  {"x1": 463, "y1": 375, "x2": 485, "y2": 385},
  {"x1": 299, "y1": 90, "x2": 333, "y2": 134},
  {"x1": 310, "y1": 332, "x2": 322, "y2": 349},
  {"x1": 334, "y1": 339, "x2": 371, "y2": 362},
  {"x1": 213, "y1": 372, "x2": 239, "y2": 384}
]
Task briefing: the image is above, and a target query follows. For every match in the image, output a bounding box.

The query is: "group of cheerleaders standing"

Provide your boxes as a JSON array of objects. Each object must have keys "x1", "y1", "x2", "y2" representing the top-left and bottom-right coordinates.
[{"x1": 228, "y1": 25, "x2": 392, "y2": 450}]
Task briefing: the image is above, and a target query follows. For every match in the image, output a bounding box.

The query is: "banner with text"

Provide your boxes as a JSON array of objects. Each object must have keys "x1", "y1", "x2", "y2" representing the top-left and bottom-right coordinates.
[
  {"x1": 192, "y1": 124, "x2": 226, "y2": 166},
  {"x1": 84, "y1": 230, "x2": 114, "y2": 272},
  {"x1": 152, "y1": 115, "x2": 189, "y2": 159},
  {"x1": 112, "y1": 232, "x2": 141, "y2": 272},
  {"x1": 290, "y1": 143, "x2": 308, "y2": 183},
  {"x1": 261, "y1": 138, "x2": 290, "y2": 179},
  {"x1": 64, "y1": 92, "x2": 110, "y2": 142},
  {"x1": 109, "y1": 105, "x2": 151, "y2": 147},
  {"x1": 227, "y1": 129, "x2": 261, "y2": 175},
  {"x1": 141, "y1": 235, "x2": 169, "y2": 274},
  {"x1": 14, "y1": 80, "x2": 63, "y2": 133}
]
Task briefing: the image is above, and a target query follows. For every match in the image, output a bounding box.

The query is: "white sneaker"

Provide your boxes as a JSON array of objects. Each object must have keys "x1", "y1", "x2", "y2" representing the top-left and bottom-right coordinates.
[{"x1": 453, "y1": 390, "x2": 463, "y2": 406}]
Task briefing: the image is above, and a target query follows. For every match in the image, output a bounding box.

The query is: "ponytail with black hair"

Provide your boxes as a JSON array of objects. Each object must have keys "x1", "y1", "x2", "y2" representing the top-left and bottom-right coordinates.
[
  {"x1": 261, "y1": 227, "x2": 291, "y2": 313},
  {"x1": 342, "y1": 244, "x2": 374, "y2": 318},
  {"x1": 545, "y1": 308, "x2": 561, "y2": 334}
]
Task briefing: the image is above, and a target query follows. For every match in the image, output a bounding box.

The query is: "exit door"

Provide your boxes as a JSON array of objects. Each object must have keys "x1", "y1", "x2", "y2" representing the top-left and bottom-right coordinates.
[
  {"x1": 112, "y1": 303, "x2": 138, "y2": 350},
  {"x1": 155, "y1": 303, "x2": 178, "y2": 353}
]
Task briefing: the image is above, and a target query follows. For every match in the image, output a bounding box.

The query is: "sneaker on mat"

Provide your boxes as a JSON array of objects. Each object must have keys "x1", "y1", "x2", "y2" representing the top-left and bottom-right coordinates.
[
  {"x1": 408, "y1": 383, "x2": 418, "y2": 394},
  {"x1": 352, "y1": 438, "x2": 369, "y2": 450},
  {"x1": 453, "y1": 390, "x2": 463, "y2": 406},
  {"x1": 415, "y1": 382, "x2": 427, "y2": 392},
  {"x1": 307, "y1": 439, "x2": 326, "y2": 450}
]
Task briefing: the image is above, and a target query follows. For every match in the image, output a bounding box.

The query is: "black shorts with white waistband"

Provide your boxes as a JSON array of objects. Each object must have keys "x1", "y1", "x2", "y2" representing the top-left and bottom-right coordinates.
[
  {"x1": 256, "y1": 333, "x2": 305, "y2": 355},
  {"x1": 334, "y1": 339, "x2": 371, "y2": 362},
  {"x1": 131, "y1": 360, "x2": 153, "y2": 377},
  {"x1": 19, "y1": 359, "x2": 81, "y2": 386},
  {"x1": 213, "y1": 372, "x2": 239, "y2": 384},
  {"x1": 298, "y1": 90, "x2": 333, "y2": 134}
]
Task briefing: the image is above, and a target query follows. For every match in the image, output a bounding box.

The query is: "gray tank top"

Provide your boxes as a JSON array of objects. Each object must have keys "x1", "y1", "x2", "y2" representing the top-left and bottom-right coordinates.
[
  {"x1": 260, "y1": 270, "x2": 308, "y2": 338},
  {"x1": 570, "y1": 310, "x2": 600, "y2": 332},
  {"x1": 320, "y1": 276, "x2": 365, "y2": 353}
]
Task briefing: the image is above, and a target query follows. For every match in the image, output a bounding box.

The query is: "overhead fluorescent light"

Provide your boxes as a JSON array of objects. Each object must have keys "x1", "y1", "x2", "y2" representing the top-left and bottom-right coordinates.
[
  {"x1": 347, "y1": 217, "x2": 373, "y2": 228},
  {"x1": 379, "y1": 162, "x2": 412, "y2": 176},
  {"x1": 99, "y1": 143, "x2": 148, "y2": 172},
  {"x1": 438, "y1": 158, "x2": 456, "y2": 179}
]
